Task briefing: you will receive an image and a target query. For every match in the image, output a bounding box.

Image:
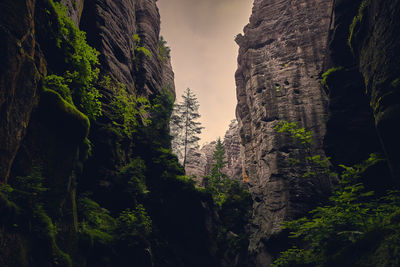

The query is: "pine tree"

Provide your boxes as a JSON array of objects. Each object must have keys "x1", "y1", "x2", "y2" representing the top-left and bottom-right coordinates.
[
  {"x1": 170, "y1": 88, "x2": 203, "y2": 168},
  {"x1": 204, "y1": 137, "x2": 231, "y2": 206},
  {"x1": 210, "y1": 138, "x2": 228, "y2": 186}
]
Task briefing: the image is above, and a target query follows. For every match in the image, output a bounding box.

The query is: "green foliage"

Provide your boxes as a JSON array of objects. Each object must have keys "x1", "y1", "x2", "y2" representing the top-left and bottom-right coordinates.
[
  {"x1": 204, "y1": 138, "x2": 230, "y2": 206},
  {"x1": 10, "y1": 167, "x2": 48, "y2": 209},
  {"x1": 78, "y1": 197, "x2": 116, "y2": 245},
  {"x1": 170, "y1": 88, "x2": 204, "y2": 167},
  {"x1": 53, "y1": 2, "x2": 99, "y2": 86},
  {"x1": 274, "y1": 120, "x2": 333, "y2": 179},
  {"x1": 116, "y1": 205, "x2": 152, "y2": 238},
  {"x1": 4, "y1": 168, "x2": 72, "y2": 266},
  {"x1": 105, "y1": 77, "x2": 150, "y2": 137},
  {"x1": 348, "y1": 0, "x2": 371, "y2": 50},
  {"x1": 272, "y1": 247, "x2": 314, "y2": 267},
  {"x1": 132, "y1": 33, "x2": 152, "y2": 59},
  {"x1": 321, "y1": 66, "x2": 344, "y2": 87},
  {"x1": 33, "y1": 205, "x2": 73, "y2": 267},
  {"x1": 391, "y1": 78, "x2": 400, "y2": 88},
  {"x1": 204, "y1": 138, "x2": 251, "y2": 210},
  {"x1": 158, "y1": 36, "x2": 171, "y2": 61},
  {"x1": 44, "y1": 0, "x2": 102, "y2": 120},
  {"x1": 135, "y1": 46, "x2": 153, "y2": 58},
  {"x1": 274, "y1": 121, "x2": 312, "y2": 147},
  {"x1": 79, "y1": 197, "x2": 116, "y2": 231},
  {"x1": 44, "y1": 74, "x2": 73, "y2": 104},
  {"x1": 0, "y1": 183, "x2": 14, "y2": 196},
  {"x1": 117, "y1": 158, "x2": 149, "y2": 197},
  {"x1": 272, "y1": 154, "x2": 400, "y2": 266},
  {"x1": 41, "y1": 89, "x2": 90, "y2": 141}
]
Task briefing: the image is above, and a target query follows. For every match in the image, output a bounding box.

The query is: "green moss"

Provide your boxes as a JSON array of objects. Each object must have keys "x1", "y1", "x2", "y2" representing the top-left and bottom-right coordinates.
[
  {"x1": 101, "y1": 76, "x2": 150, "y2": 137},
  {"x1": 116, "y1": 205, "x2": 152, "y2": 237},
  {"x1": 44, "y1": 74, "x2": 73, "y2": 104},
  {"x1": 132, "y1": 33, "x2": 152, "y2": 70},
  {"x1": 41, "y1": 89, "x2": 90, "y2": 141},
  {"x1": 0, "y1": 191, "x2": 20, "y2": 224},
  {"x1": 321, "y1": 66, "x2": 344, "y2": 87},
  {"x1": 41, "y1": 0, "x2": 102, "y2": 120},
  {"x1": 81, "y1": 227, "x2": 114, "y2": 246},
  {"x1": 348, "y1": 0, "x2": 371, "y2": 51},
  {"x1": 34, "y1": 206, "x2": 72, "y2": 267},
  {"x1": 391, "y1": 78, "x2": 400, "y2": 88}
]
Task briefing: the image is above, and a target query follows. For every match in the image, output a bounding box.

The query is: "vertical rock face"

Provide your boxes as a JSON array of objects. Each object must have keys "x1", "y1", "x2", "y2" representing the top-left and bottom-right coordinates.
[
  {"x1": 325, "y1": 0, "x2": 400, "y2": 186},
  {"x1": 222, "y1": 120, "x2": 243, "y2": 182},
  {"x1": 80, "y1": 0, "x2": 174, "y2": 96},
  {"x1": 0, "y1": 0, "x2": 45, "y2": 183},
  {"x1": 351, "y1": 0, "x2": 400, "y2": 180},
  {"x1": 185, "y1": 142, "x2": 215, "y2": 184},
  {"x1": 185, "y1": 121, "x2": 243, "y2": 185},
  {"x1": 235, "y1": 0, "x2": 333, "y2": 264},
  {"x1": 323, "y1": 0, "x2": 383, "y2": 168},
  {"x1": 1, "y1": 0, "x2": 192, "y2": 266}
]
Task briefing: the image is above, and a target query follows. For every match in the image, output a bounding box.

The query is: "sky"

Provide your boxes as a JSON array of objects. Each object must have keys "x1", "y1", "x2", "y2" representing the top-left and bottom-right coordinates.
[{"x1": 157, "y1": 0, "x2": 253, "y2": 145}]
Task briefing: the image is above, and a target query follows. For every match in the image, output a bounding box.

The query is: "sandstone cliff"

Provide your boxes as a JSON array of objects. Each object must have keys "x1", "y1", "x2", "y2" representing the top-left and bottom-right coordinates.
[
  {"x1": 324, "y1": 0, "x2": 400, "y2": 191},
  {"x1": 185, "y1": 120, "x2": 243, "y2": 185},
  {"x1": 235, "y1": 0, "x2": 333, "y2": 264},
  {"x1": 0, "y1": 1, "x2": 221, "y2": 266}
]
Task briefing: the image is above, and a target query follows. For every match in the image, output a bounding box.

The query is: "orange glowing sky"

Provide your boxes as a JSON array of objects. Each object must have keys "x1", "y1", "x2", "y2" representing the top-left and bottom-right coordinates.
[{"x1": 157, "y1": 0, "x2": 253, "y2": 145}]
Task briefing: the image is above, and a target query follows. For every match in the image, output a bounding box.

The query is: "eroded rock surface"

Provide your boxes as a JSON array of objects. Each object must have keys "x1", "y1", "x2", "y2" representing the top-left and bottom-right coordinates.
[
  {"x1": 324, "y1": 0, "x2": 400, "y2": 190},
  {"x1": 80, "y1": 0, "x2": 174, "y2": 96},
  {"x1": 235, "y1": 0, "x2": 333, "y2": 264},
  {"x1": 0, "y1": 0, "x2": 46, "y2": 183},
  {"x1": 185, "y1": 121, "x2": 243, "y2": 185}
]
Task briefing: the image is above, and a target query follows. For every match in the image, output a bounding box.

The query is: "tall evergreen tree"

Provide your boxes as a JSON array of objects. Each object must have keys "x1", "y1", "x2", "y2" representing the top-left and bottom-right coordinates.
[
  {"x1": 170, "y1": 88, "x2": 203, "y2": 168},
  {"x1": 210, "y1": 138, "x2": 228, "y2": 185}
]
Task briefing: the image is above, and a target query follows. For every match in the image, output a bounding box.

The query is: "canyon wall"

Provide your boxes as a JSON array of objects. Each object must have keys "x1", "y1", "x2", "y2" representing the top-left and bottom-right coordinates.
[
  {"x1": 237, "y1": 0, "x2": 400, "y2": 264},
  {"x1": 0, "y1": 1, "x2": 222, "y2": 266},
  {"x1": 235, "y1": 0, "x2": 333, "y2": 265},
  {"x1": 324, "y1": 0, "x2": 400, "y2": 189}
]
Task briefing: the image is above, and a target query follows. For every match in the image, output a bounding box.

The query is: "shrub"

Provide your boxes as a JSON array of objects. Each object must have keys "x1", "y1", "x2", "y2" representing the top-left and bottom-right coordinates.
[
  {"x1": 107, "y1": 78, "x2": 150, "y2": 137},
  {"x1": 158, "y1": 36, "x2": 171, "y2": 61},
  {"x1": 116, "y1": 205, "x2": 152, "y2": 238},
  {"x1": 43, "y1": 0, "x2": 102, "y2": 120}
]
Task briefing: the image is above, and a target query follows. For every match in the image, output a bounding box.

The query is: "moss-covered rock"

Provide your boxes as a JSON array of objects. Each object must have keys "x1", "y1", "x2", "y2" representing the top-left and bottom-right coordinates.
[{"x1": 39, "y1": 89, "x2": 90, "y2": 143}]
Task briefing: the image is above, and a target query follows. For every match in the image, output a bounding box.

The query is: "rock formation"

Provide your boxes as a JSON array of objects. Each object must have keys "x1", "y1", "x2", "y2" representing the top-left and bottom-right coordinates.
[
  {"x1": 324, "y1": 0, "x2": 400, "y2": 189},
  {"x1": 0, "y1": 1, "x2": 227, "y2": 266},
  {"x1": 185, "y1": 120, "x2": 243, "y2": 185},
  {"x1": 235, "y1": 0, "x2": 333, "y2": 264},
  {"x1": 0, "y1": 0, "x2": 46, "y2": 184}
]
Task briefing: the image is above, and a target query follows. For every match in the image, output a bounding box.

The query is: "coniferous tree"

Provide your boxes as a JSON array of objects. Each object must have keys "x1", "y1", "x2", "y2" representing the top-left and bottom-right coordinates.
[
  {"x1": 210, "y1": 138, "x2": 228, "y2": 187},
  {"x1": 170, "y1": 88, "x2": 203, "y2": 168},
  {"x1": 204, "y1": 137, "x2": 231, "y2": 206}
]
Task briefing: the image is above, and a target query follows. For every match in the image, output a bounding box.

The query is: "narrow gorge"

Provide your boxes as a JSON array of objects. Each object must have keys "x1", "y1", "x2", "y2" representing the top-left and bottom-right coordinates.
[{"x1": 1, "y1": 0, "x2": 400, "y2": 266}]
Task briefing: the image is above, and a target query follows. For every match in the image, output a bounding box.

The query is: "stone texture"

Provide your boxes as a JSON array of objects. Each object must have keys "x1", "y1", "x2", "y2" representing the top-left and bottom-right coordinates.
[
  {"x1": 323, "y1": 0, "x2": 382, "y2": 168},
  {"x1": 60, "y1": 0, "x2": 85, "y2": 26},
  {"x1": 352, "y1": 0, "x2": 400, "y2": 180},
  {"x1": 0, "y1": 0, "x2": 46, "y2": 183},
  {"x1": 235, "y1": 0, "x2": 333, "y2": 264},
  {"x1": 185, "y1": 120, "x2": 243, "y2": 185},
  {"x1": 324, "y1": 0, "x2": 400, "y2": 188},
  {"x1": 185, "y1": 142, "x2": 214, "y2": 185},
  {"x1": 223, "y1": 120, "x2": 243, "y2": 183},
  {"x1": 80, "y1": 0, "x2": 174, "y2": 96}
]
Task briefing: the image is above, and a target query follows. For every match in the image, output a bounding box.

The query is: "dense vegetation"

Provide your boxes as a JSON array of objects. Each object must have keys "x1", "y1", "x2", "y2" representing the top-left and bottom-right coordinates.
[
  {"x1": 0, "y1": 1, "x2": 253, "y2": 266},
  {"x1": 272, "y1": 122, "x2": 400, "y2": 267}
]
